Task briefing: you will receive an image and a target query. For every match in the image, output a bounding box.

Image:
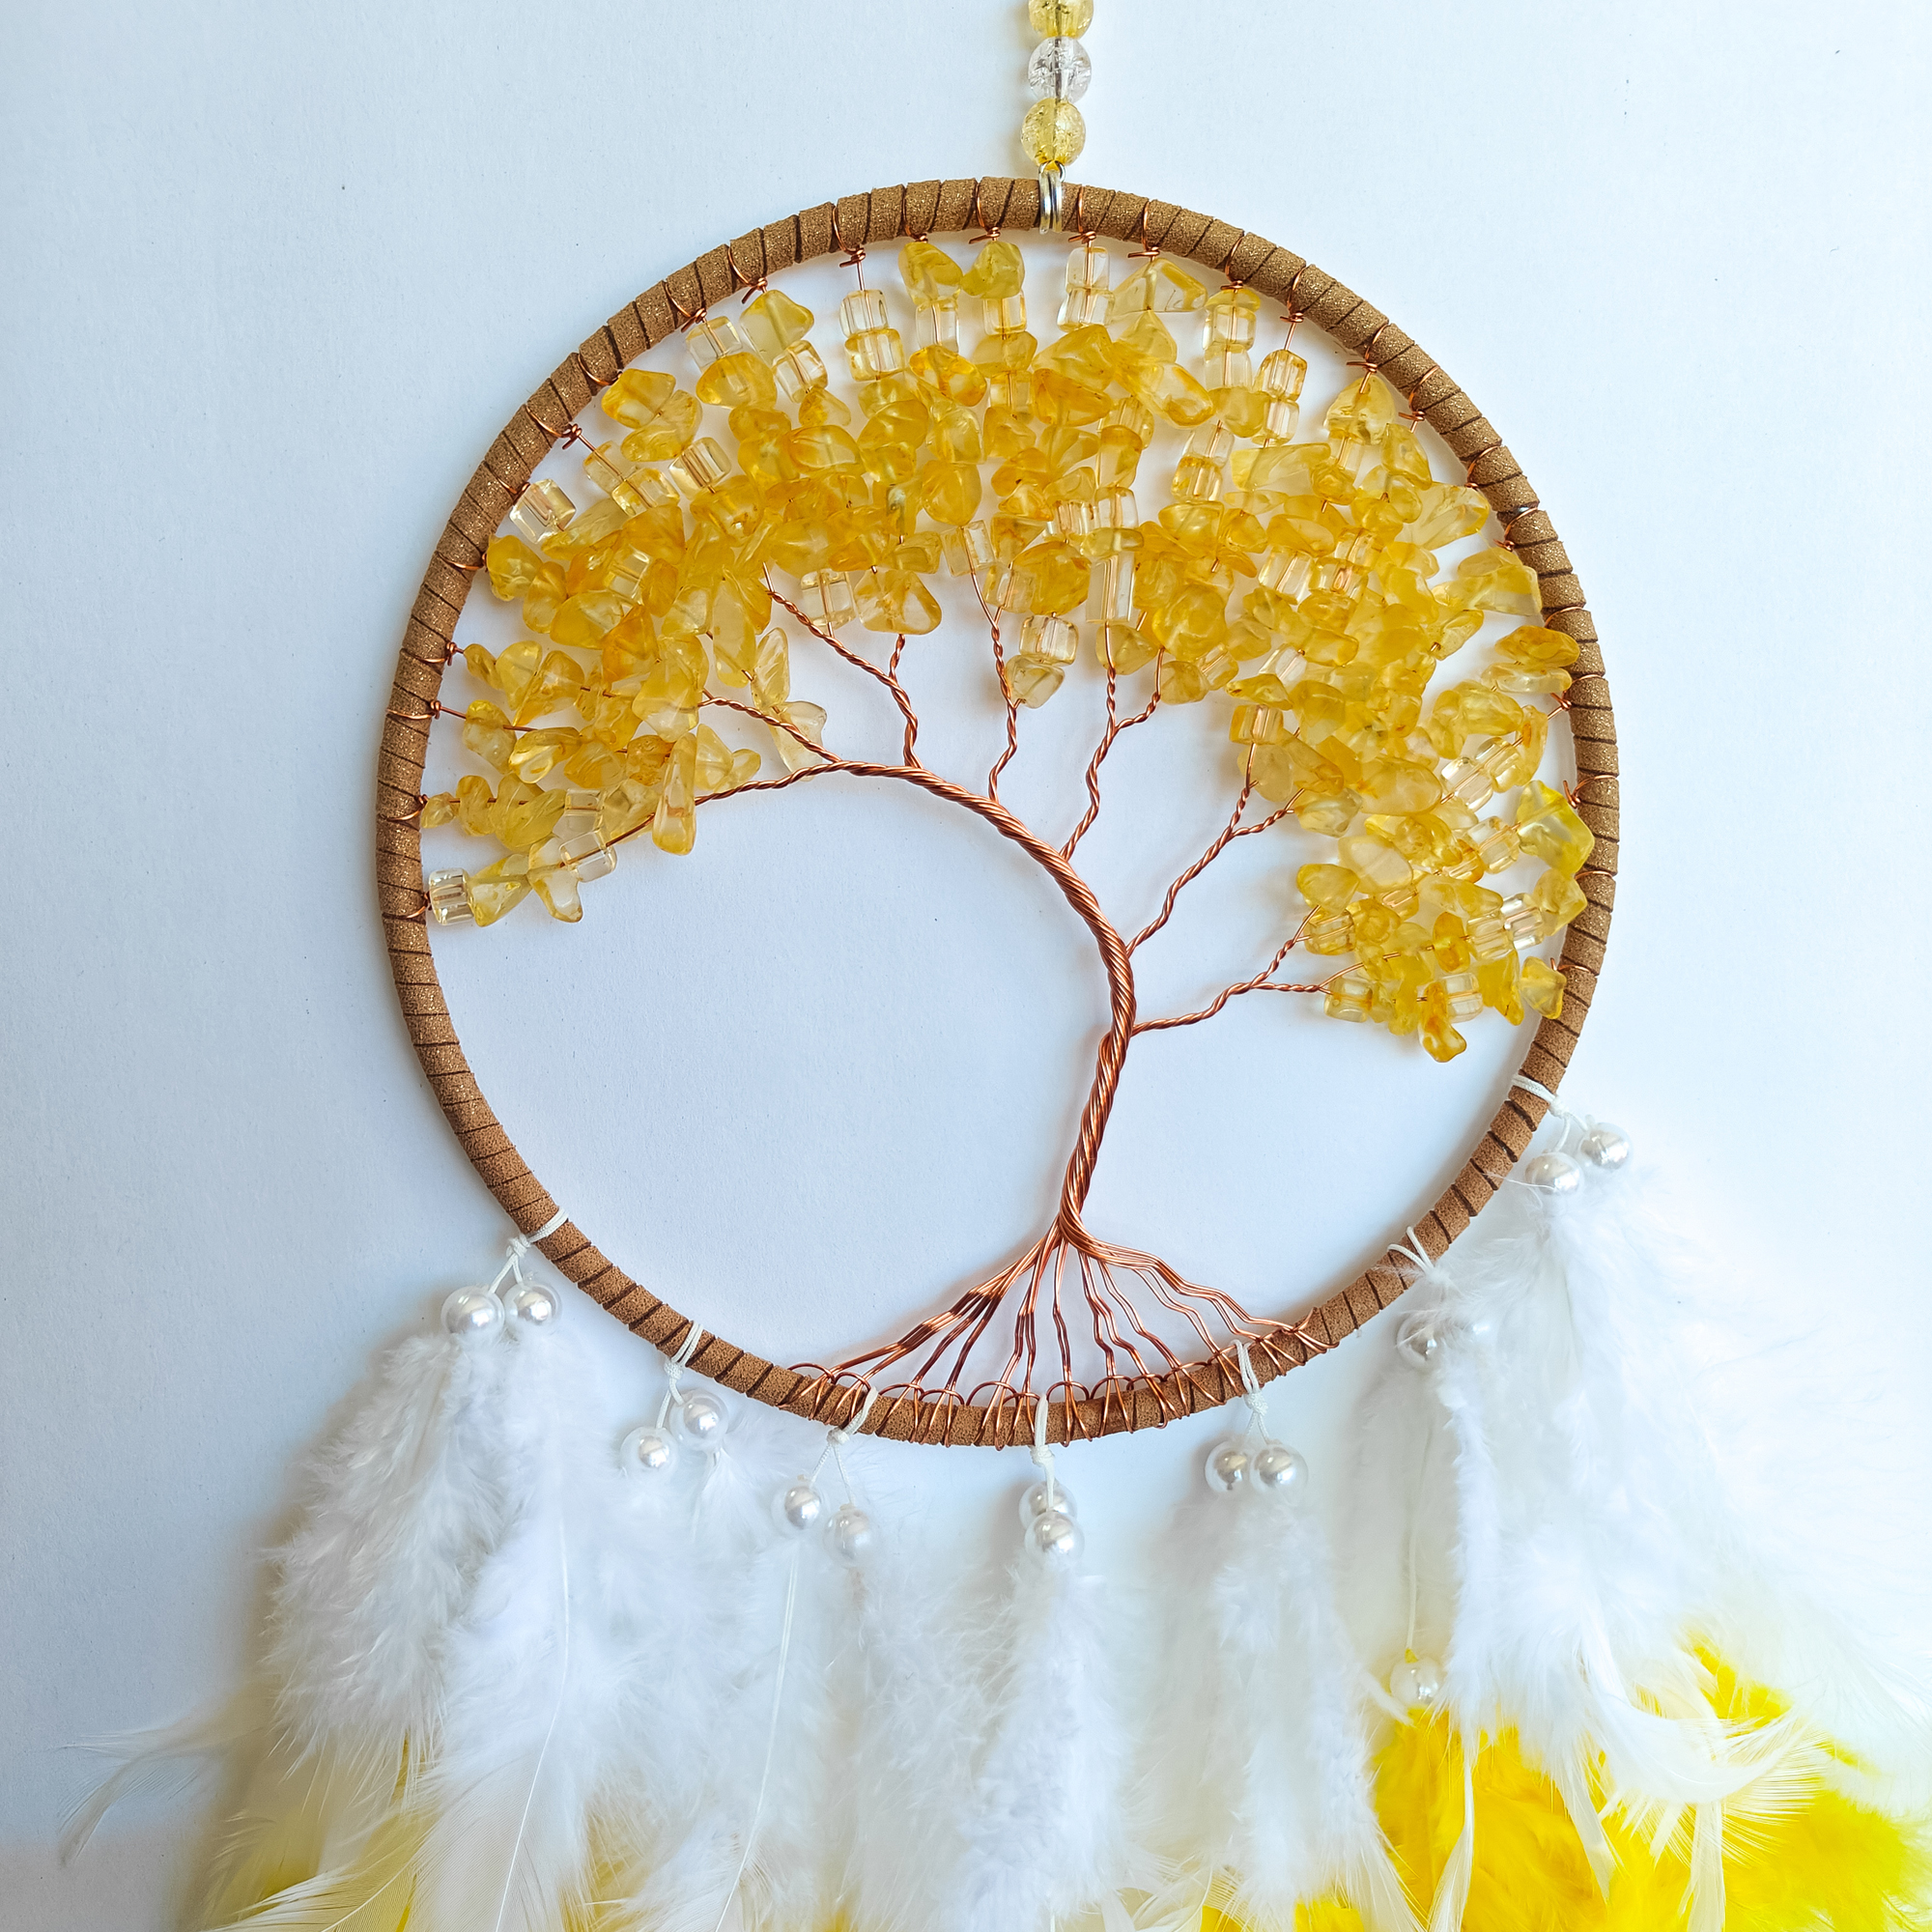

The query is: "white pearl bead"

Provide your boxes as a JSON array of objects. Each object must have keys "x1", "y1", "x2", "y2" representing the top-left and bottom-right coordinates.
[
  {"x1": 440, "y1": 1288, "x2": 503, "y2": 1340},
  {"x1": 506, "y1": 1283, "x2": 559, "y2": 1330},
  {"x1": 1395, "y1": 1311, "x2": 1439, "y2": 1370},
  {"x1": 827, "y1": 1502, "x2": 874, "y2": 1567},
  {"x1": 1391, "y1": 1655, "x2": 1445, "y2": 1712},
  {"x1": 618, "y1": 1425, "x2": 676, "y2": 1476},
  {"x1": 1579, "y1": 1123, "x2": 1632, "y2": 1170},
  {"x1": 672, "y1": 1389, "x2": 729, "y2": 1448},
  {"x1": 1026, "y1": 1507, "x2": 1085, "y2": 1565},
  {"x1": 776, "y1": 1479, "x2": 825, "y2": 1534},
  {"x1": 1251, "y1": 1442, "x2": 1308, "y2": 1497},
  {"x1": 1017, "y1": 1479, "x2": 1077, "y2": 1529},
  {"x1": 1204, "y1": 1437, "x2": 1250, "y2": 1494},
  {"x1": 1521, "y1": 1151, "x2": 1583, "y2": 1195}
]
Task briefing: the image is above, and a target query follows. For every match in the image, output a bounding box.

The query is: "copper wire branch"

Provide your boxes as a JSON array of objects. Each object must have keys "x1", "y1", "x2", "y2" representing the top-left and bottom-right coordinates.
[
  {"x1": 1131, "y1": 917, "x2": 1337, "y2": 1037},
  {"x1": 1064, "y1": 664, "x2": 1162, "y2": 861},
  {"x1": 766, "y1": 581, "x2": 923, "y2": 769},
  {"x1": 487, "y1": 554, "x2": 1331, "y2": 1413},
  {"x1": 1126, "y1": 779, "x2": 1291, "y2": 956}
]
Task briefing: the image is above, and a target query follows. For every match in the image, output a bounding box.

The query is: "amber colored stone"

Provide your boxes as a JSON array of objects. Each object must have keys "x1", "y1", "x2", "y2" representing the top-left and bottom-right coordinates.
[
  {"x1": 1521, "y1": 956, "x2": 1566, "y2": 1018},
  {"x1": 1515, "y1": 780, "x2": 1595, "y2": 875}
]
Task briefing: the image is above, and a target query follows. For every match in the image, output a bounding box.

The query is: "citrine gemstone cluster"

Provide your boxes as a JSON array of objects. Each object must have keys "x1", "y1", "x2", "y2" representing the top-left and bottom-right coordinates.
[{"x1": 422, "y1": 232, "x2": 1586, "y2": 1064}]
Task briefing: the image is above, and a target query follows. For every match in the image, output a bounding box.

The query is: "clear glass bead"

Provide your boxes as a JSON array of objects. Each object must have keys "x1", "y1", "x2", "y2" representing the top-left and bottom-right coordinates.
[{"x1": 1028, "y1": 36, "x2": 1092, "y2": 101}]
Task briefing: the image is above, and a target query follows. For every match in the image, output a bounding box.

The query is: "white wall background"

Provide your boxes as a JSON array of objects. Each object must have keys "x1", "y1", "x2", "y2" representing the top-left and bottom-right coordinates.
[{"x1": 4, "y1": 2, "x2": 1929, "y2": 1926}]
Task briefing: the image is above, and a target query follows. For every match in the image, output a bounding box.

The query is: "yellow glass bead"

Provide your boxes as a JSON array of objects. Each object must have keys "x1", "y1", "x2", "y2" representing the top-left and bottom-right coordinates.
[
  {"x1": 1060, "y1": 241, "x2": 1111, "y2": 327},
  {"x1": 1323, "y1": 972, "x2": 1374, "y2": 1023},
  {"x1": 420, "y1": 791, "x2": 460, "y2": 830},
  {"x1": 1229, "y1": 702, "x2": 1289, "y2": 746},
  {"x1": 1439, "y1": 756, "x2": 1496, "y2": 812},
  {"x1": 1438, "y1": 967, "x2": 1484, "y2": 1024},
  {"x1": 694, "y1": 351, "x2": 777, "y2": 411},
  {"x1": 1204, "y1": 285, "x2": 1259, "y2": 354},
  {"x1": 424, "y1": 867, "x2": 472, "y2": 924},
  {"x1": 845, "y1": 327, "x2": 907, "y2": 381},
  {"x1": 981, "y1": 291, "x2": 1029, "y2": 337},
  {"x1": 1301, "y1": 909, "x2": 1354, "y2": 955},
  {"x1": 1028, "y1": 0, "x2": 1092, "y2": 29},
  {"x1": 668, "y1": 437, "x2": 731, "y2": 495},
  {"x1": 766, "y1": 341, "x2": 828, "y2": 400},
  {"x1": 941, "y1": 521, "x2": 995, "y2": 576},
  {"x1": 507, "y1": 477, "x2": 576, "y2": 548},
  {"x1": 1293, "y1": 791, "x2": 1358, "y2": 836},
  {"x1": 1020, "y1": 98, "x2": 1086, "y2": 166},
  {"x1": 1296, "y1": 864, "x2": 1358, "y2": 910},
  {"x1": 685, "y1": 312, "x2": 750, "y2": 371},
  {"x1": 1515, "y1": 780, "x2": 1595, "y2": 874},
  {"x1": 1521, "y1": 956, "x2": 1566, "y2": 1019},
  {"x1": 798, "y1": 568, "x2": 857, "y2": 629},
  {"x1": 913, "y1": 295, "x2": 959, "y2": 350},
  {"x1": 486, "y1": 535, "x2": 545, "y2": 601},
  {"x1": 1016, "y1": 612, "x2": 1078, "y2": 664}
]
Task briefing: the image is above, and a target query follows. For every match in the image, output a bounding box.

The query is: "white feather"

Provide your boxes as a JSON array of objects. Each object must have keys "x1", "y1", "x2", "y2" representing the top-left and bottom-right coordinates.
[
  {"x1": 956, "y1": 1549, "x2": 1133, "y2": 1932},
  {"x1": 842, "y1": 1535, "x2": 979, "y2": 1932},
  {"x1": 268, "y1": 1327, "x2": 514, "y2": 1789},
  {"x1": 1161, "y1": 1484, "x2": 1415, "y2": 1932}
]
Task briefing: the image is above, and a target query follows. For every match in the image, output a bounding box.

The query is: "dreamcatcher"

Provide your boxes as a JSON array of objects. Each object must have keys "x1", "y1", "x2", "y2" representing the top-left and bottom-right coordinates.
[{"x1": 69, "y1": 6, "x2": 1930, "y2": 1927}]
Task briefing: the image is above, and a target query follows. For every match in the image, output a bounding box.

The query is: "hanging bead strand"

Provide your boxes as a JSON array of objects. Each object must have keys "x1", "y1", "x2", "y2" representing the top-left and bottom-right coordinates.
[{"x1": 1022, "y1": 0, "x2": 1092, "y2": 228}]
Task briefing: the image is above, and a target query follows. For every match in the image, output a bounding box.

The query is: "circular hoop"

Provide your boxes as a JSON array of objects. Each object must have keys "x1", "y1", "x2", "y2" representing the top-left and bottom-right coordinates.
[{"x1": 376, "y1": 176, "x2": 1616, "y2": 1446}]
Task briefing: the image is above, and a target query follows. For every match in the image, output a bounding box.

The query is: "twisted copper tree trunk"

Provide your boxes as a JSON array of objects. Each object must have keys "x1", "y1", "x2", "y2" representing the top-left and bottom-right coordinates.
[{"x1": 835, "y1": 759, "x2": 1137, "y2": 1232}]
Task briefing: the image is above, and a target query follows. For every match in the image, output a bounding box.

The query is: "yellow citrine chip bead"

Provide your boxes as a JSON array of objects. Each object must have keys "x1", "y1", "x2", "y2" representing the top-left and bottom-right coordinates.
[
  {"x1": 1521, "y1": 956, "x2": 1566, "y2": 1018},
  {"x1": 1021, "y1": 98, "x2": 1086, "y2": 167},
  {"x1": 1295, "y1": 864, "x2": 1358, "y2": 910},
  {"x1": 1515, "y1": 780, "x2": 1595, "y2": 875},
  {"x1": 1494, "y1": 623, "x2": 1580, "y2": 669}
]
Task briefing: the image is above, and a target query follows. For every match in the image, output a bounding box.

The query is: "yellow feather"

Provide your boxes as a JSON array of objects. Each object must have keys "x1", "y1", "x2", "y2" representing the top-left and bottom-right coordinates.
[{"x1": 1362, "y1": 1653, "x2": 1932, "y2": 1932}]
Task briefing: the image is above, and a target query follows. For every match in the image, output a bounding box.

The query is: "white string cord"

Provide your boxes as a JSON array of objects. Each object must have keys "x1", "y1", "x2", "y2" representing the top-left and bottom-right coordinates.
[
  {"x1": 824, "y1": 1387, "x2": 876, "y2": 1501},
  {"x1": 1390, "y1": 1224, "x2": 1442, "y2": 1280},
  {"x1": 1512, "y1": 1071, "x2": 1581, "y2": 1126},
  {"x1": 487, "y1": 1207, "x2": 567, "y2": 1296},
  {"x1": 1236, "y1": 1341, "x2": 1270, "y2": 1441},
  {"x1": 1031, "y1": 1390, "x2": 1059, "y2": 1511},
  {"x1": 655, "y1": 1323, "x2": 706, "y2": 1431}
]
